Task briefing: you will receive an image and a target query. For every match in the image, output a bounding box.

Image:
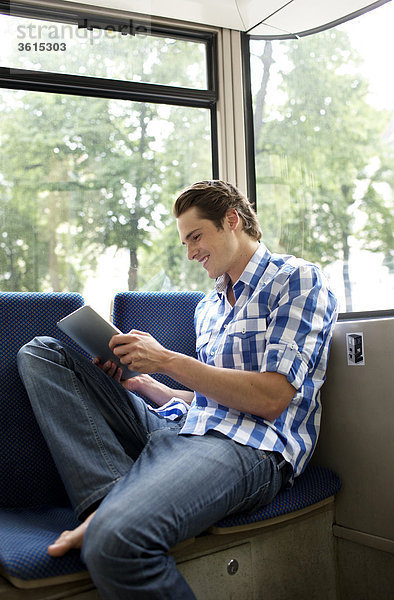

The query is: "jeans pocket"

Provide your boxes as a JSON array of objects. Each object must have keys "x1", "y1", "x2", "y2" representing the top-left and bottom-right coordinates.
[
  {"x1": 230, "y1": 479, "x2": 272, "y2": 515},
  {"x1": 228, "y1": 448, "x2": 285, "y2": 516}
]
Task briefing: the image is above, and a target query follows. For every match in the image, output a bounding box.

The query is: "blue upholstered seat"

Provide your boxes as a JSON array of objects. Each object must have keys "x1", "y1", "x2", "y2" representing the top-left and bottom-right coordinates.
[
  {"x1": 0, "y1": 290, "x2": 205, "y2": 587},
  {"x1": 0, "y1": 506, "x2": 86, "y2": 585},
  {"x1": 0, "y1": 292, "x2": 88, "y2": 586},
  {"x1": 0, "y1": 290, "x2": 340, "y2": 587}
]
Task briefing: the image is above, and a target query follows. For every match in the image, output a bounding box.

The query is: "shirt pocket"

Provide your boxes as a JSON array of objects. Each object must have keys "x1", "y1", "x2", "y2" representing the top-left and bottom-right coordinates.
[
  {"x1": 223, "y1": 317, "x2": 267, "y2": 371},
  {"x1": 196, "y1": 331, "x2": 211, "y2": 362}
]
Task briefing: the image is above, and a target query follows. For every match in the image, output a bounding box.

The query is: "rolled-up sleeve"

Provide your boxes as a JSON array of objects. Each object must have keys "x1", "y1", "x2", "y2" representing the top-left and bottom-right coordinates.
[
  {"x1": 262, "y1": 342, "x2": 308, "y2": 389},
  {"x1": 261, "y1": 263, "x2": 337, "y2": 390}
]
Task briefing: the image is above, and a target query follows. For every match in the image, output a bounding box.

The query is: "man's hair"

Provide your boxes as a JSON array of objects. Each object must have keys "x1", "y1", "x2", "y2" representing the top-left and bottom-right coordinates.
[{"x1": 173, "y1": 180, "x2": 262, "y2": 241}]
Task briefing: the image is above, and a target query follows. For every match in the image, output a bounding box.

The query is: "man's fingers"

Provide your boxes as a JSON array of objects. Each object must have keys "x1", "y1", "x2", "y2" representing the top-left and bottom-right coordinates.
[{"x1": 94, "y1": 359, "x2": 122, "y2": 381}]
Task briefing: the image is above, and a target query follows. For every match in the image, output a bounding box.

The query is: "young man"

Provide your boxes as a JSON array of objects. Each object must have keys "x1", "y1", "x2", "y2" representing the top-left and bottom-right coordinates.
[{"x1": 18, "y1": 180, "x2": 337, "y2": 600}]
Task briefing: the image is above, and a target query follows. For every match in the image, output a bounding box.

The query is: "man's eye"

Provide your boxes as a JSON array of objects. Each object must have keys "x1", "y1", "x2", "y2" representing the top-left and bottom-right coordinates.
[{"x1": 193, "y1": 234, "x2": 201, "y2": 241}]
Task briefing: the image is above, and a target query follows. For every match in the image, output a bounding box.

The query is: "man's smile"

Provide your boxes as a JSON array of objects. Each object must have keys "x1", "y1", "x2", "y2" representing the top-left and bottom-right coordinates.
[{"x1": 198, "y1": 255, "x2": 210, "y2": 269}]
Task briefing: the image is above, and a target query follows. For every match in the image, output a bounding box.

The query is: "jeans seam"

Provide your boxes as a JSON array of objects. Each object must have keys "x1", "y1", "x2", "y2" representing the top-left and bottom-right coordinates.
[{"x1": 66, "y1": 358, "x2": 125, "y2": 481}]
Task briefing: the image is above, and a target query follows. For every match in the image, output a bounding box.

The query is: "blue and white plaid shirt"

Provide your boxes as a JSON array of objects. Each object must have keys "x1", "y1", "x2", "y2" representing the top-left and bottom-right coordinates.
[{"x1": 155, "y1": 243, "x2": 337, "y2": 478}]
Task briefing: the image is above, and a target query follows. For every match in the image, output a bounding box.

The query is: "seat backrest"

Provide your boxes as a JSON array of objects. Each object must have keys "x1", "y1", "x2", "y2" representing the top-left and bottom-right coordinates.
[
  {"x1": 0, "y1": 292, "x2": 85, "y2": 508},
  {"x1": 113, "y1": 291, "x2": 205, "y2": 391}
]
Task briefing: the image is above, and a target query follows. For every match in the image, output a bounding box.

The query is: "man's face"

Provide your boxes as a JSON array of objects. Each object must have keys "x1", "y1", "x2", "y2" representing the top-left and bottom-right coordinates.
[{"x1": 177, "y1": 206, "x2": 236, "y2": 280}]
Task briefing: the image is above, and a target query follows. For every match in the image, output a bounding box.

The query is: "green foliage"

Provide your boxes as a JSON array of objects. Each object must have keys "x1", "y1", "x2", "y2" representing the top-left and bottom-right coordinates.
[
  {"x1": 0, "y1": 25, "x2": 212, "y2": 293},
  {"x1": 252, "y1": 29, "x2": 393, "y2": 309}
]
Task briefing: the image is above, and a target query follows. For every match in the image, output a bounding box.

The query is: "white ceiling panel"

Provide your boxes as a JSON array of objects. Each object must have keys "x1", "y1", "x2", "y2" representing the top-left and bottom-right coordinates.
[
  {"x1": 59, "y1": 0, "x2": 390, "y2": 34},
  {"x1": 236, "y1": 0, "x2": 291, "y2": 31},
  {"x1": 251, "y1": 0, "x2": 383, "y2": 35}
]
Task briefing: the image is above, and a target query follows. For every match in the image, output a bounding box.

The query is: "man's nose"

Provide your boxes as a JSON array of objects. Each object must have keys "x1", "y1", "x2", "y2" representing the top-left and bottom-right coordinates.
[
  {"x1": 186, "y1": 242, "x2": 198, "y2": 261},
  {"x1": 187, "y1": 244, "x2": 194, "y2": 261}
]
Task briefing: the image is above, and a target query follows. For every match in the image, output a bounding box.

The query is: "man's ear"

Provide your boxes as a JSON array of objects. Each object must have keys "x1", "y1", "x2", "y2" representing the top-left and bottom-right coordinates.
[{"x1": 225, "y1": 208, "x2": 240, "y2": 231}]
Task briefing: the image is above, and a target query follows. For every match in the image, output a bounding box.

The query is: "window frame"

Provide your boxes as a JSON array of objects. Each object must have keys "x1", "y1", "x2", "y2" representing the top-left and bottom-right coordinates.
[{"x1": 0, "y1": 1, "x2": 220, "y2": 176}]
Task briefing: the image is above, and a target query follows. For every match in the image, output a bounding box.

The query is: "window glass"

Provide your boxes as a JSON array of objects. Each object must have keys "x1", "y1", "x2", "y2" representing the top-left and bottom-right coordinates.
[
  {"x1": 250, "y1": 2, "x2": 393, "y2": 312},
  {"x1": 0, "y1": 14, "x2": 208, "y2": 89},
  {"x1": 0, "y1": 10, "x2": 215, "y2": 316},
  {"x1": 0, "y1": 88, "x2": 213, "y2": 313}
]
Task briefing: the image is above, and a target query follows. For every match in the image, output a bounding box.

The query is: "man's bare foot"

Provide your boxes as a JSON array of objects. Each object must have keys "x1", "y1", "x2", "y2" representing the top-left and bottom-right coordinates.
[{"x1": 48, "y1": 511, "x2": 96, "y2": 557}]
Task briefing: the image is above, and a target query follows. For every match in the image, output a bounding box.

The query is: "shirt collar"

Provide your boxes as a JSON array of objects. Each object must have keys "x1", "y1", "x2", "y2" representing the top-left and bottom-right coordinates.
[{"x1": 215, "y1": 243, "x2": 271, "y2": 297}]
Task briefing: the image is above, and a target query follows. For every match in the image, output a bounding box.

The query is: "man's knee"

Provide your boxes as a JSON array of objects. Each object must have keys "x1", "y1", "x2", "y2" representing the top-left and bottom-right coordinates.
[
  {"x1": 17, "y1": 336, "x2": 56, "y2": 368},
  {"x1": 82, "y1": 509, "x2": 140, "y2": 576}
]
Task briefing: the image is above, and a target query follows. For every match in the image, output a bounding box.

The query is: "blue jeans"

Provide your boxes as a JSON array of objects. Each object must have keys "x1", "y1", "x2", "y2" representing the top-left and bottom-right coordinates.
[{"x1": 18, "y1": 337, "x2": 286, "y2": 600}]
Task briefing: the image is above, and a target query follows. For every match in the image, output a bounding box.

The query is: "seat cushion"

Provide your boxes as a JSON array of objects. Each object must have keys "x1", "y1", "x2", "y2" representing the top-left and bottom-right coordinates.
[
  {"x1": 0, "y1": 506, "x2": 88, "y2": 588},
  {"x1": 212, "y1": 465, "x2": 341, "y2": 532}
]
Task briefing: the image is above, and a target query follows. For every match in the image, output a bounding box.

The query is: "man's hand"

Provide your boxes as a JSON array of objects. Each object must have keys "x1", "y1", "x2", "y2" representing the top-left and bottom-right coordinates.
[
  {"x1": 48, "y1": 512, "x2": 96, "y2": 557},
  {"x1": 109, "y1": 330, "x2": 173, "y2": 375},
  {"x1": 94, "y1": 358, "x2": 122, "y2": 381},
  {"x1": 107, "y1": 331, "x2": 294, "y2": 420},
  {"x1": 94, "y1": 358, "x2": 157, "y2": 395}
]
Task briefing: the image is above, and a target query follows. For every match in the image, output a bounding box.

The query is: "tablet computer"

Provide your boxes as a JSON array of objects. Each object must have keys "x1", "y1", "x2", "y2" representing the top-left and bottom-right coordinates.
[{"x1": 57, "y1": 305, "x2": 139, "y2": 379}]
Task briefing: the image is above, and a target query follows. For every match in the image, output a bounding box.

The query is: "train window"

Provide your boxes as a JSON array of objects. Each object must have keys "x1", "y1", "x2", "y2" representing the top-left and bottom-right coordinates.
[
  {"x1": 249, "y1": 1, "x2": 393, "y2": 313},
  {"x1": 0, "y1": 13, "x2": 208, "y2": 90},
  {"x1": 0, "y1": 9, "x2": 216, "y2": 314}
]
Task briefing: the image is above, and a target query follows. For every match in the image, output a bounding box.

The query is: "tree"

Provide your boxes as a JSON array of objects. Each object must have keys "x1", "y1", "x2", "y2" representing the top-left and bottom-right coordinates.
[
  {"x1": 252, "y1": 30, "x2": 393, "y2": 310},
  {"x1": 0, "y1": 25, "x2": 212, "y2": 293},
  {"x1": 138, "y1": 102, "x2": 213, "y2": 292}
]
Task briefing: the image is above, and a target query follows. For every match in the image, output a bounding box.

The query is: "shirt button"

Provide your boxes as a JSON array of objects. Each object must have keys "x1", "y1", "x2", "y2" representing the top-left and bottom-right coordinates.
[
  {"x1": 242, "y1": 327, "x2": 246, "y2": 334},
  {"x1": 210, "y1": 351, "x2": 215, "y2": 355}
]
